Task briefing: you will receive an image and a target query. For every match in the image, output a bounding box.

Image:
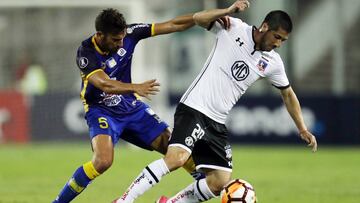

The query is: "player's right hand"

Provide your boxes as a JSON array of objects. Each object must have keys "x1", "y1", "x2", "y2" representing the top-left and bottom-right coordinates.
[
  {"x1": 228, "y1": 0, "x2": 250, "y2": 14},
  {"x1": 299, "y1": 130, "x2": 318, "y2": 152},
  {"x1": 135, "y1": 79, "x2": 160, "y2": 100}
]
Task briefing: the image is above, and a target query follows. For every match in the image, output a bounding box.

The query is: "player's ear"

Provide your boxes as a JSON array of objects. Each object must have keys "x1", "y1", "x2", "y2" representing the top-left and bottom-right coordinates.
[
  {"x1": 96, "y1": 31, "x2": 105, "y2": 39},
  {"x1": 259, "y1": 23, "x2": 269, "y2": 33}
]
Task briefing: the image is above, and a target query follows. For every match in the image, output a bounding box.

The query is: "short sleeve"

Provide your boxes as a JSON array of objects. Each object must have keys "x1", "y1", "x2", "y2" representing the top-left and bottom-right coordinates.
[
  {"x1": 126, "y1": 23, "x2": 152, "y2": 42},
  {"x1": 207, "y1": 17, "x2": 243, "y2": 35},
  {"x1": 207, "y1": 21, "x2": 224, "y2": 34},
  {"x1": 267, "y1": 59, "x2": 290, "y2": 89},
  {"x1": 76, "y1": 46, "x2": 102, "y2": 78}
]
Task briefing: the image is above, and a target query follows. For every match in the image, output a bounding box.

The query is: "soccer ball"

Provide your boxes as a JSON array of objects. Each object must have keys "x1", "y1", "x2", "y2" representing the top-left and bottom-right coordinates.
[{"x1": 220, "y1": 179, "x2": 257, "y2": 203}]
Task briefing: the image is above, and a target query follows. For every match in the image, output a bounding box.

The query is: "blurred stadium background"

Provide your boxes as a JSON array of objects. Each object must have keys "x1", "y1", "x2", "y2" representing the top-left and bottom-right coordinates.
[{"x1": 0, "y1": 0, "x2": 359, "y2": 202}]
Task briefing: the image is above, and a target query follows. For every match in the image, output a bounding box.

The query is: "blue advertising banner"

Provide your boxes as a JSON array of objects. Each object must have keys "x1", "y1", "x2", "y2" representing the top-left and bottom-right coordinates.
[
  {"x1": 170, "y1": 95, "x2": 360, "y2": 144},
  {"x1": 31, "y1": 93, "x2": 360, "y2": 144},
  {"x1": 31, "y1": 93, "x2": 88, "y2": 141}
]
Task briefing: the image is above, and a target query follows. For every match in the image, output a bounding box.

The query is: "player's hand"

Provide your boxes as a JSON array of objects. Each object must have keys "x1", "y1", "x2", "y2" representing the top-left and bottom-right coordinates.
[
  {"x1": 228, "y1": 0, "x2": 250, "y2": 14},
  {"x1": 135, "y1": 79, "x2": 160, "y2": 100},
  {"x1": 299, "y1": 130, "x2": 318, "y2": 152},
  {"x1": 217, "y1": 15, "x2": 231, "y2": 30}
]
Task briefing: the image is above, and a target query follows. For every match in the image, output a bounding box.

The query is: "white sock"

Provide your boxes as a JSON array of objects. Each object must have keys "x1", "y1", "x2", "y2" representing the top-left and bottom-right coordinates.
[
  {"x1": 167, "y1": 178, "x2": 217, "y2": 203},
  {"x1": 117, "y1": 159, "x2": 169, "y2": 203}
]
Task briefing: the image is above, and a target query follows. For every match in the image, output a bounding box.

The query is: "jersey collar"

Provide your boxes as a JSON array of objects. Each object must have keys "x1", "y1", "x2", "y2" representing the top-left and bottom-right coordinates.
[
  {"x1": 91, "y1": 35, "x2": 109, "y2": 55},
  {"x1": 250, "y1": 26, "x2": 274, "y2": 55},
  {"x1": 250, "y1": 26, "x2": 258, "y2": 55}
]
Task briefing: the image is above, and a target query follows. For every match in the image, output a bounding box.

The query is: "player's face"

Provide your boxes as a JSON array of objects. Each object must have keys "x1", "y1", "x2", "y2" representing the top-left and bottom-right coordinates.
[
  {"x1": 102, "y1": 30, "x2": 126, "y2": 53},
  {"x1": 260, "y1": 27, "x2": 289, "y2": 52}
]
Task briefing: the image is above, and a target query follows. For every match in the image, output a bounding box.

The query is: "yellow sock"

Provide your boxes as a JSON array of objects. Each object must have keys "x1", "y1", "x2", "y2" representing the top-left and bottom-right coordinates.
[{"x1": 82, "y1": 161, "x2": 100, "y2": 180}]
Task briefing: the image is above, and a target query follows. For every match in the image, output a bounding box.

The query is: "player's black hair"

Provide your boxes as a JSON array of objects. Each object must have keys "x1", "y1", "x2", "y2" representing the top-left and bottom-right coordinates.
[
  {"x1": 263, "y1": 10, "x2": 293, "y2": 33},
  {"x1": 95, "y1": 8, "x2": 127, "y2": 34}
]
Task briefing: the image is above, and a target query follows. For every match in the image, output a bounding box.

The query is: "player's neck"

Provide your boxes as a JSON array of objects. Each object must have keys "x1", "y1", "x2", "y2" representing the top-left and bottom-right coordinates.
[
  {"x1": 253, "y1": 29, "x2": 263, "y2": 51},
  {"x1": 94, "y1": 35, "x2": 107, "y2": 54}
]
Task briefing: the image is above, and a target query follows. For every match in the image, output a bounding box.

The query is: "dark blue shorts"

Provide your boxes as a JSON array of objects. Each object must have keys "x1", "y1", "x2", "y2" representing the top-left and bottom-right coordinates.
[{"x1": 85, "y1": 103, "x2": 168, "y2": 148}]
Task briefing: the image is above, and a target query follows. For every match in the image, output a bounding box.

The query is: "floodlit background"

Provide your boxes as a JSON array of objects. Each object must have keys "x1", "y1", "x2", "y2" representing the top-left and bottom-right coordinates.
[{"x1": 0, "y1": 0, "x2": 359, "y2": 202}]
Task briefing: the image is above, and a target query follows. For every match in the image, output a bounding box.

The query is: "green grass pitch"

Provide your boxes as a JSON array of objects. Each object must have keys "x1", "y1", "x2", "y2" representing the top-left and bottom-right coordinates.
[{"x1": 0, "y1": 143, "x2": 359, "y2": 203}]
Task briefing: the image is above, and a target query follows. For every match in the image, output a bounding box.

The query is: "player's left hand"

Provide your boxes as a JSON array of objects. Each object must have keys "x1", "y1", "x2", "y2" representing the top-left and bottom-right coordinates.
[
  {"x1": 299, "y1": 130, "x2": 317, "y2": 152},
  {"x1": 217, "y1": 15, "x2": 231, "y2": 30},
  {"x1": 228, "y1": 0, "x2": 250, "y2": 14}
]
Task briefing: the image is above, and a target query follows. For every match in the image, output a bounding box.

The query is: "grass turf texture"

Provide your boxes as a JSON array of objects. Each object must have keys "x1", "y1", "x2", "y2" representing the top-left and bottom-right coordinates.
[{"x1": 0, "y1": 143, "x2": 359, "y2": 203}]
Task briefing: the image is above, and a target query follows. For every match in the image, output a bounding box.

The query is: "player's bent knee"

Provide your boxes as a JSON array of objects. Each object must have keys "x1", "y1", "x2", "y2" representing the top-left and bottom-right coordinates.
[
  {"x1": 151, "y1": 129, "x2": 171, "y2": 155},
  {"x1": 207, "y1": 177, "x2": 231, "y2": 195},
  {"x1": 92, "y1": 157, "x2": 113, "y2": 174},
  {"x1": 206, "y1": 171, "x2": 232, "y2": 195},
  {"x1": 164, "y1": 147, "x2": 190, "y2": 171}
]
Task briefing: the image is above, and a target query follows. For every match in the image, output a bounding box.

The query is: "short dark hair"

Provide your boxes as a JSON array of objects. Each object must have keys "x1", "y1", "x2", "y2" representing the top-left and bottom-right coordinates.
[
  {"x1": 263, "y1": 10, "x2": 293, "y2": 33},
  {"x1": 95, "y1": 8, "x2": 127, "y2": 34}
]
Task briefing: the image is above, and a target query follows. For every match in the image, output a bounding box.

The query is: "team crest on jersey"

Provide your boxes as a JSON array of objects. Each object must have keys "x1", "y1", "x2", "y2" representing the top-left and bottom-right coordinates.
[
  {"x1": 106, "y1": 58, "x2": 117, "y2": 68},
  {"x1": 224, "y1": 145, "x2": 232, "y2": 159},
  {"x1": 257, "y1": 58, "x2": 268, "y2": 72},
  {"x1": 231, "y1": 61, "x2": 249, "y2": 81},
  {"x1": 78, "y1": 57, "x2": 88, "y2": 69}
]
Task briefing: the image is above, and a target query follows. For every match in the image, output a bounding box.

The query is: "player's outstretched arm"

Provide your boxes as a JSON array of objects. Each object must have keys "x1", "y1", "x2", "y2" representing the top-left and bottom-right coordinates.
[
  {"x1": 193, "y1": 0, "x2": 250, "y2": 29},
  {"x1": 88, "y1": 69, "x2": 160, "y2": 100},
  {"x1": 152, "y1": 14, "x2": 195, "y2": 36},
  {"x1": 280, "y1": 87, "x2": 318, "y2": 152}
]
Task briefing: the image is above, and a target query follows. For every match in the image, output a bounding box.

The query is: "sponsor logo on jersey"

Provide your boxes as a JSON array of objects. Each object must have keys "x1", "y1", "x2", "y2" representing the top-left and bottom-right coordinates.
[
  {"x1": 235, "y1": 37, "x2": 244, "y2": 47},
  {"x1": 185, "y1": 136, "x2": 194, "y2": 147},
  {"x1": 231, "y1": 61, "x2": 249, "y2": 81},
  {"x1": 145, "y1": 108, "x2": 162, "y2": 123},
  {"x1": 78, "y1": 57, "x2": 88, "y2": 69},
  {"x1": 126, "y1": 24, "x2": 150, "y2": 33},
  {"x1": 117, "y1": 48, "x2": 127, "y2": 57},
  {"x1": 257, "y1": 59, "x2": 268, "y2": 72},
  {"x1": 100, "y1": 92, "x2": 122, "y2": 106},
  {"x1": 185, "y1": 123, "x2": 205, "y2": 147},
  {"x1": 132, "y1": 100, "x2": 137, "y2": 106}
]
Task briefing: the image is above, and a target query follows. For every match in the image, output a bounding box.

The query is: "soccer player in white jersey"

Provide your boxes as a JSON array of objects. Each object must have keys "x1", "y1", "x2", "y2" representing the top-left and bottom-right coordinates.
[{"x1": 114, "y1": 1, "x2": 318, "y2": 202}]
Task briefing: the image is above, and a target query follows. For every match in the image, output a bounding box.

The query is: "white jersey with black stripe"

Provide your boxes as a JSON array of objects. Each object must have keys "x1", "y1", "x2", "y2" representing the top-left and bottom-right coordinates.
[{"x1": 180, "y1": 17, "x2": 290, "y2": 124}]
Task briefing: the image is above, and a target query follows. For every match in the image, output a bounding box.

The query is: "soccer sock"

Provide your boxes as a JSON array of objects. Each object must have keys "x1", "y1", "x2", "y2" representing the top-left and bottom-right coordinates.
[
  {"x1": 117, "y1": 159, "x2": 169, "y2": 203},
  {"x1": 167, "y1": 178, "x2": 217, "y2": 203},
  {"x1": 53, "y1": 161, "x2": 100, "y2": 203}
]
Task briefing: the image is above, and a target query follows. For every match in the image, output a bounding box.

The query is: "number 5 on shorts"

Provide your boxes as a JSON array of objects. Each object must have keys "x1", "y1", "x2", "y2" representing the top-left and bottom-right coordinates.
[{"x1": 98, "y1": 117, "x2": 109, "y2": 129}]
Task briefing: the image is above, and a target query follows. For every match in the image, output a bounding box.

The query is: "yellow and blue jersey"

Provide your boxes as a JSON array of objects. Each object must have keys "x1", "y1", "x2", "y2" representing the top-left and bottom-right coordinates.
[{"x1": 76, "y1": 23, "x2": 154, "y2": 114}]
